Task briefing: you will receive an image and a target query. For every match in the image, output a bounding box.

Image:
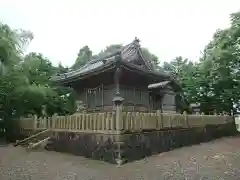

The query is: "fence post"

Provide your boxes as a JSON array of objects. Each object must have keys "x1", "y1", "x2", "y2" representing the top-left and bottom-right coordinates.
[
  {"x1": 47, "y1": 117, "x2": 50, "y2": 129},
  {"x1": 156, "y1": 110, "x2": 162, "y2": 130},
  {"x1": 52, "y1": 114, "x2": 57, "y2": 129},
  {"x1": 201, "y1": 112, "x2": 205, "y2": 126},
  {"x1": 113, "y1": 96, "x2": 124, "y2": 133},
  {"x1": 183, "y1": 111, "x2": 188, "y2": 128},
  {"x1": 33, "y1": 115, "x2": 38, "y2": 130},
  {"x1": 44, "y1": 117, "x2": 47, "y2": 129}
]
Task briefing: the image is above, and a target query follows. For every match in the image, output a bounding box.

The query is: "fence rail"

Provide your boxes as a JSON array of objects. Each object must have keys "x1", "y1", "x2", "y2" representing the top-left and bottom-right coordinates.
[{"x1": 19, "y1": 111, "x2": 233, "y2": 133}]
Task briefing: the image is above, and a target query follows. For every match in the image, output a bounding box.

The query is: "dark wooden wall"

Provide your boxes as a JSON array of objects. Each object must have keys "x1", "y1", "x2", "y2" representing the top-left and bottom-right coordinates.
[
  {"x1": 76, "y1": 84, "x2": 116, "y2": 112},
  {"x1": 120, "y1": 85, "x2": 150, "y2": 112},
  {"x1": 161, "y1": 86, "x2": 176, "y2": 112},
  {"x1": 75, "y1": 84, "x2": 151, "y2": 112},
  {"x1": 75, "y1": 84, "x2": 177, "y2": 112},
  {"x1": 72, "y1": 68, "x2": 177, "y2": 113},
  {"x1": 149, "y1": 85, "x2": 177, "y2": 112}
]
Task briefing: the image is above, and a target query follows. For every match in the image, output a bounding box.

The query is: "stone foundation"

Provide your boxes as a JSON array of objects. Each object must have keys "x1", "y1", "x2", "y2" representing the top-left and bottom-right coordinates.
[
  {"x1": 43, "y1": 122, "x2": 237, "y2": 164},
  {"x1": 121, "y1": 123, "x2": 236, "y2": 163},
  {"x1": 17, "y1": 122, "x2": 237, "y2": 164},
  {"x1": 47, "y1": 132, "x2": 119, "y2": 164}
]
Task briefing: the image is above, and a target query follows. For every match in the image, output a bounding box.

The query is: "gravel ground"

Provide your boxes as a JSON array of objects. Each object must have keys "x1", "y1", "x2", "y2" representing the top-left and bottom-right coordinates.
[{"x1": 1, "y1": 136, "x2": 240, "y2": 180}]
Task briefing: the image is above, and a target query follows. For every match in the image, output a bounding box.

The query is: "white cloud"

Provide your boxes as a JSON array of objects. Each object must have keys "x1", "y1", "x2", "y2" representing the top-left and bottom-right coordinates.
[{"x1": 0, "y1": 0, "x2": 240, "y2": 66}]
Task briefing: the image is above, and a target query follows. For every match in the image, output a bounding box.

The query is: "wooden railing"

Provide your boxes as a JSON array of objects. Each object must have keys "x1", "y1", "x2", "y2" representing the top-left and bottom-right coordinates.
[
  {"x1": 51, "y1": 112, "x2": 116, "y2": 133},
  {"x1": 19, "y1": 111, "x2": 233, "y2": 133},
  {"x1": 19, "y1": 117, "x2": 36, "y2": 130},
  {"x1": 122, "y1": 112, "x2": 232, "y2": 131}
]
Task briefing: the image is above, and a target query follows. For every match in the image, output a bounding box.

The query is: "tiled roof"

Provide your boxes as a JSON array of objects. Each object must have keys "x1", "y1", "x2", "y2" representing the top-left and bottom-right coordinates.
[
  {"x1": 51, "y1": 38, "x2": 143, "y2": 82},
  {"x1": 51, "y1": 38, "x2": 169, "y2": 83}
]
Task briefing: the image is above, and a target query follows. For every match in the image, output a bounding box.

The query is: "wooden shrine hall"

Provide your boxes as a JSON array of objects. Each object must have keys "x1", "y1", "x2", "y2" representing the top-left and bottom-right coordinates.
[
  {"x1": 16, "y1": 38, "x2": 235, "y2": 165},
  {"x1": 52, "y1": 38, "x2": 181, "y2": 113}
]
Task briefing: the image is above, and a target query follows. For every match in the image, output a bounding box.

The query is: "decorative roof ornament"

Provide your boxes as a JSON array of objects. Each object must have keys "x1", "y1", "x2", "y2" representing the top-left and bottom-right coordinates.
[{"x1": 134, "y1": 37, "x2": 140, "y2": 43}]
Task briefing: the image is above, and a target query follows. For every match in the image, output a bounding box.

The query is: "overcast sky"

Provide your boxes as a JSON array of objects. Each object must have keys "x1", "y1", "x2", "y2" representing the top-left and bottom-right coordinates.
[{"x1": 1, "y1": 0, "x2": 240, "y2": 67}]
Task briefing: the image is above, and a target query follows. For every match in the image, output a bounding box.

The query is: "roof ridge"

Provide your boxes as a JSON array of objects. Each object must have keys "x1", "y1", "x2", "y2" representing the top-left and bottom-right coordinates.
[
  {"x1": 86, "y1": 38, "x2": 140, "y2": 65},
  {"x1": 55, "y1": 38, "x2": 142, "y2": 78}
]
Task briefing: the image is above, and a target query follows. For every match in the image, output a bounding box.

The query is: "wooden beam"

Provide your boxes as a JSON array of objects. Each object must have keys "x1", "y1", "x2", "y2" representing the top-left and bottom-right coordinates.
[
  {"x1": 28, "y1": 137, "x2": 51, "y2": 149},
  {"x1": 14, "y1": 129, "x2": 50, "y2": 146}
]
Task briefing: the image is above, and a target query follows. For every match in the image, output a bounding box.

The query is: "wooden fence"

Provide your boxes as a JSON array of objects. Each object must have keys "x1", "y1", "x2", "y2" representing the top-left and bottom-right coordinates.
[{"x1": 19, "y1": 111, "x2": 233, "y2": 134}]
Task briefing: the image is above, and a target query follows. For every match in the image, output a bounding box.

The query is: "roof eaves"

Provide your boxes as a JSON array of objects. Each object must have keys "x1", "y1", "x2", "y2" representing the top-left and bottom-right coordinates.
[
  {"x1": 121, "y1": 60, "x2": 171, "y2": 79},
  {"x1": 51, "y1": 58, "x2": 117, "y2": 83},
  {"x1": 148, "y1": 81, "x2": 170, "y2": 89}
]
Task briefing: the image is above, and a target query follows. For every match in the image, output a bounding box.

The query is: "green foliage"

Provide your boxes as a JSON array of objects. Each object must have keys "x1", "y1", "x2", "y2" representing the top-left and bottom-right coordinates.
[
  {"x1": 56, "y1": 62, "x2": 69, "y2": 74},
  {"x1": 0, "y1": 22, "x2": 76, "y2": 139},
  {"x1": 21, "y1": 53, "x2": 54, "y2": 84},
  {"x1": 198, "y1": 12, "x2": 240, "y2": 113},
  {"x1": 163, "y1": 11, "x2": 240, "y2": 114},
  {"x1": 97, "y1": 44, "x2": 122, "y2": 58}
]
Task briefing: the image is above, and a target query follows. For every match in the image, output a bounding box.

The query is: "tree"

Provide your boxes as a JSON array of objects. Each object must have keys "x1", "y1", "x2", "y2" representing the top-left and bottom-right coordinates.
[
  {"x1": 196, "y1": 12, "x2": 240, "y2": 114},
  {"x1": 72, "y1": 46, "x2": 92, "y2": 69},
  {"x1": 0, "y1": 23, "x2": 23, "y2": 74},
  {"x1": 97, "y1": 44, "x2": 122, "y2": 59},
  {"x1": 0, "y1": 22, "x2": 76, "y2": 140},
  {"x1": 164, "y1": 11, "x2": 240, "y2": 114},
  {"x1": 56, "y1": 62, "x2": 69, "y2": 74},
  {"x1": 162, "y1": 56, "x2": 199, "y2": 112},
  {"x1": 20, "y1": 52, "x2": 54, "y2": 85}
]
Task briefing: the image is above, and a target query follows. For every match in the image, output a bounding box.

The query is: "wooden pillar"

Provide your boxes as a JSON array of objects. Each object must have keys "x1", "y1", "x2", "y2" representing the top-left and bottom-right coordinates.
[
  {"x1": 113, "y1": 52, "x2": 124, "y2": 133},
  {"x1": 133, "y1": 87, "x2": 136, "y2": 112},
  {"x1": 112, "y1": 52, "x2": 125, "y2": 166},
  {"x1": 94, "y1": 87, "x2": 96, "y2": 112},
  {"x1": 85, "y1": 88, "x2": 88, "y2": 112},
  {"x1": 101, "y1": 84, "x2": 104, "y2": 111}
]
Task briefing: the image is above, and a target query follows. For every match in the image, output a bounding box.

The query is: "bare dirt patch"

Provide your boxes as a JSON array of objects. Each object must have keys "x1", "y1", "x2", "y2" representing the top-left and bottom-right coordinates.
[{"x1": 1, "y1": 136, "x2": 240, "y2": 180}]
